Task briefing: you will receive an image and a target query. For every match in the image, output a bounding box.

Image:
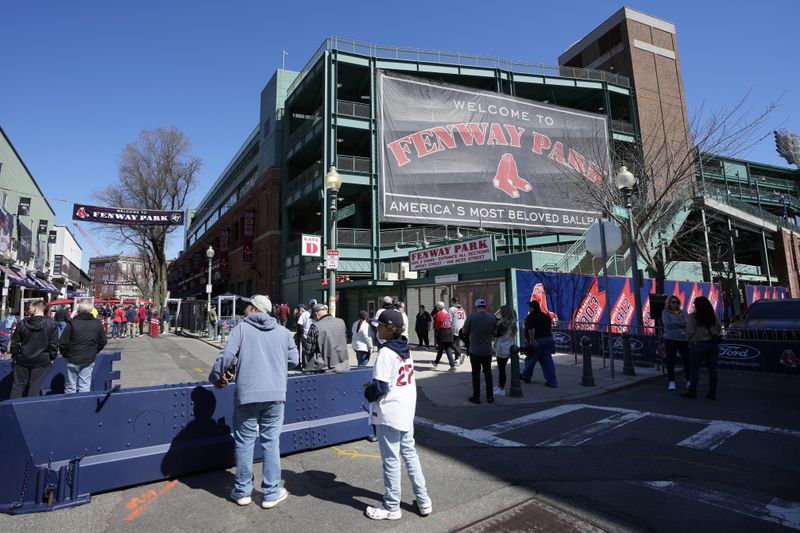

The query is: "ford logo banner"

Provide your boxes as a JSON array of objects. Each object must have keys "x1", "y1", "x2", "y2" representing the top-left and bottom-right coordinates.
[
  {"x1": 553, "y1": 332, "x2": 571, "y2": 346},
  {"x1": 719, "y1": 344, "x2": 761, "y2": 360},
  {"x1": 613, "y1": 337, "x2": 644, "y2": 352}
]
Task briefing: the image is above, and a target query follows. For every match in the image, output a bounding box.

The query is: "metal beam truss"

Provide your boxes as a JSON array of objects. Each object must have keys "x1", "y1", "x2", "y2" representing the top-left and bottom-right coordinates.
[{"x1": 0, "y1": 365, "x2": 371, "y2": 514}]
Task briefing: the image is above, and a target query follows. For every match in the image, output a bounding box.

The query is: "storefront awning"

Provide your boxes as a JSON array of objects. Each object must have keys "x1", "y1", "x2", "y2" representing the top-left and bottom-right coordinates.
[{"x1": 0, "y1": 265, "x2": 59, "y2": 294}]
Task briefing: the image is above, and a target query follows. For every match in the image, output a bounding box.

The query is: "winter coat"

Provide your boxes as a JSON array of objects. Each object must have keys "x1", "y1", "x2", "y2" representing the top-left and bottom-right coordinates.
[
  {"x1": 59, "y1": 313, "x2": 108, "y2": 365},
  {"x1": 10, "y1": 315, "x2": 58, "y2": 367},
  {"x1": 351, "y1": 319, "x2": 373, "y2": 352}
]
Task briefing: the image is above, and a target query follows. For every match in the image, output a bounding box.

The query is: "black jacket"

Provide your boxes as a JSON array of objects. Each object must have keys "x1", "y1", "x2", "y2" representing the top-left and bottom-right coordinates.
[
  {"x1": 10, "y1": 315, "x2": 59, "y2": 367},
  {"x1": 59, "y1": 313, "x2": 108, "y2": 365}
]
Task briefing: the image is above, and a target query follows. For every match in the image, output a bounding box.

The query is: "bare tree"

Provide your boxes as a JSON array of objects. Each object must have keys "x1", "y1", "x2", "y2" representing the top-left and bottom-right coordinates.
[
  {"x1": 95, "y1": 127, "x2": 200, "y2": 305},
  {"x1": 554, "y1": 93, "x2": 779, "y2": 292}
]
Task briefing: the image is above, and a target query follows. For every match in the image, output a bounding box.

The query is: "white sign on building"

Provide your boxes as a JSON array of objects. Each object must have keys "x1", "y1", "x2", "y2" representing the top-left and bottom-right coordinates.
[
  {"x1": 409, "y1": 236, "x2": 494, "y2": 271},
  {"x1": 301, "y1": 235, "x2": 322, "y2": 257}
]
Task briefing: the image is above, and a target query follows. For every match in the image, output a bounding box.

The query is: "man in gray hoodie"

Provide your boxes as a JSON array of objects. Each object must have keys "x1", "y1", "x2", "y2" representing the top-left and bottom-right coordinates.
[{"x1": 209, "y1": 295, "x2": 299, "y2": 509}]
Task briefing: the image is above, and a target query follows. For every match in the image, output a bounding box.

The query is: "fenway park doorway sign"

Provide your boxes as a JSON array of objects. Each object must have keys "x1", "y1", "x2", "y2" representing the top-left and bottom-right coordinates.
[{"x1": 73, "y1": 204, "x2": 185, "y2": 226}]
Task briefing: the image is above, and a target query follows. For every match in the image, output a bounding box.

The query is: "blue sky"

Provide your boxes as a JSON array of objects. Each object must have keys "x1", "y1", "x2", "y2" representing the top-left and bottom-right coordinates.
[{"x1": 1, "y1": 1, "x2": 797, "y2": 266}]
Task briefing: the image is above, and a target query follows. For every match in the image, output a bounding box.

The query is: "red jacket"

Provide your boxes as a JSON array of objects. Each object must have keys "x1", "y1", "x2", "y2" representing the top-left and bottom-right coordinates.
[
  {"x1": 433, "y1": 309, "x2": 452, "y2": 330},
  {"x1": 113, "y1": 308, "x2": 125, "y2": 323}
]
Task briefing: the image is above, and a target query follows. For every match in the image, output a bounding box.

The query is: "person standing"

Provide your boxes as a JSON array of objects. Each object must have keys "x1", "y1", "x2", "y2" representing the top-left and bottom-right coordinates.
[
  {"x1": 150, "y1": 307, "x2": 160, "y2": 338},
  {"x1": 414, "y1": 305, "x2": 432, "y2": 349},
  {"x1": 432, "y1": 302, "x2": 455, "y2": 372},
  {"x1": 0, "y1": 307, "x2": 18, "y2": 355},
  {"x1": 461, "y1": 299, "x2": 498, "y2": 403},
  {"x1": 521, "y1": 300, "x2": 558, "y2": 388},
  {"x1": 137, "y1": 304, "x2": 146, "y2": 336},
  {"x1": 449, "y1": 298, "x2": 467, "y2": 365},
  {"x1": 662, "y1": 295, "x2": 690, "y2": 391},
  {"x1": 493, "y1": 305, "x2": 518, "y2": 397},
  {"x1": 682, "y1": 296, "x2": 722, "y2": 400},
  {"x1": 207, "y1": 306, "x2": 218, "y2": 338},
  {"x1": 209, "y1": 295, "x2": 298, "y2": 508},
  {"x1": 395, "y1": 302, "x2": 409, "y2": 341},
  {"x1": 373, "y1": 296, "x2": 396, "y2": 346},
  {"x1": 125, "y1": 305, "x2": 137, "y2": 338},
  {"x1": 59, "y1": 302, "x2": 107, "y2": 393},
  {"x1": 113, "y1": 305, "x2": 125, "y2": 338},
  {"x1": 277, "y1": 302, "x2": 290, "y2": 326},
  {"x1": 55, "y1": 304, "x2": 71, "y2": 338},
  {"x1": 363, "y1": 309, "x2": 432, "y2": 520},
  {"x1": 352, "y1": 310, "x2": 374, "y2": 366},
  {"x1": 9, "y1": 301, "x2": 58, "y2": 398},
  {"x1": 161, "y1": 306, "x2": 170, "y2": 334},
  {"x1": 302, "y1": 304, "x2": 349, "y2": 373}
]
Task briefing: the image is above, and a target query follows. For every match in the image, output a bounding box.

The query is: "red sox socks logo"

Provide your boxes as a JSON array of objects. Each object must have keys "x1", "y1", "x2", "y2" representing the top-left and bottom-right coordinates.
[
  {"x1": 492, "y1": 153, "x2": 531, "y2": 198},
  {"x1": 75, "y1": 207, "x2": 89, "y2": 219},
  {"x1": 780, "y1": 349, "x2": 798, "y2": 368}
]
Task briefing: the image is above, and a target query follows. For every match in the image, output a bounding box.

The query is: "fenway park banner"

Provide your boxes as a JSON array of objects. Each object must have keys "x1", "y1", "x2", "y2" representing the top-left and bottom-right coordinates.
[
  {"x1": 744, "y1": 284, "x2": 789, "y2": 305},
  {"x1": 377, "y1": 71, "x2": 610, "y2": 233},
  {"x1": 73, "y1": 203, "x2": 185, "y2": 226}
]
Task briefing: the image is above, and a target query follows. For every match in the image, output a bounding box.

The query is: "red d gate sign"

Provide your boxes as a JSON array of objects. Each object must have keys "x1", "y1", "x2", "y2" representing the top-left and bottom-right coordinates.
[{"x1": 302, "y1": 235, "x2": 322, "y2": 257}]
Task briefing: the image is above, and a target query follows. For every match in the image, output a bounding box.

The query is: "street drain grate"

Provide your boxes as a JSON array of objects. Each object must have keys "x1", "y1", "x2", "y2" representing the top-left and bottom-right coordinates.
[{"x1": 458, "y1": 496, "x2": 609, "y2": 533}]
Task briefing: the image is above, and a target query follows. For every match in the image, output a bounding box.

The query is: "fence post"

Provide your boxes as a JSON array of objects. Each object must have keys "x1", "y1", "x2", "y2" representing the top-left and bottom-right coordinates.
[
  {"x1": 581, "y1": 336, "x2": 595, "y2": 386},
  {"x1": 622, "y1": 332, "x2": 636, "y2": 376},
  {"x1": 509, "y1": 345, "x2": 523, "y2": 398}
]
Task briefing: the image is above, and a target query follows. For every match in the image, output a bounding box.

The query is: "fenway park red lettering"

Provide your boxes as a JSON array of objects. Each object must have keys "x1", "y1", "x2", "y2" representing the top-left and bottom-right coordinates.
[{"x1": 409, "y1": 237, "x2": 493, "y2": 270}]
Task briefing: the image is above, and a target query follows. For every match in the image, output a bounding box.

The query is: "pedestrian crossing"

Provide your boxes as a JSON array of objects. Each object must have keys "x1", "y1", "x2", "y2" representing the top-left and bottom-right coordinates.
[{"x1": 416, "y1": 403, "x2": 800, "y2": 451}]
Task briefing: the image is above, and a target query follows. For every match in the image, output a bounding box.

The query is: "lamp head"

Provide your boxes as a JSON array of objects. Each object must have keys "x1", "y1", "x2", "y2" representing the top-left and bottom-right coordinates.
[
  {"x1": 325, "y1": 165, "x2": 342, "y2": 191},
  {"x1": 206, "y1": 245, "x2": 215, "y2": 259},
  {"x1": 615, "y1": 166, "x2": 635, "y2": 190}
]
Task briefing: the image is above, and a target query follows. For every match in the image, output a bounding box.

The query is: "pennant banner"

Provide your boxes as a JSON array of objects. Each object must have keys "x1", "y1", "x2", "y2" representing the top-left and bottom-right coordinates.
[
  {"x1": 242, "y1": 210, "x2": 255, "y2": 262},
  {"x1": 72, "y1": 203, "x2": 185, "y2": 226}
]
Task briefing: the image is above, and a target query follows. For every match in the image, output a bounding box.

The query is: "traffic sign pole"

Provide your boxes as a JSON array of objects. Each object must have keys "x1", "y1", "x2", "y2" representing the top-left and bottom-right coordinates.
[{"x1": 599, "y1": 219, "x2": 615, "y2": 378}]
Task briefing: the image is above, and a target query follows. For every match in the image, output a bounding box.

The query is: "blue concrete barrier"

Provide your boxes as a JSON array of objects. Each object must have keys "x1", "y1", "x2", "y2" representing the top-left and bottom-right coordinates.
[{"x1": 0, "y1": 352, "x2": 121, "y2": 400}]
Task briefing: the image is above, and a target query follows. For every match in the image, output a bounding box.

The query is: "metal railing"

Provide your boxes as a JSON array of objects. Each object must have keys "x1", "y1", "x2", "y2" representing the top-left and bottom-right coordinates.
[
  {"x1": 705, "y1": 186, "x2": 800, "y2": 232},
  {"x1": 287, "y1": 37, "x2": 631, "y2": 98},
  {"x1": 541, "y1": 227, "x2": 590, "y2": 272},
  {"x1": 610, "y1": 120, "x2": 635, "y2": 134},
  {"x1": 287, "y1": 106, "x2": 323, "y2": 148},
  {"x1": 336, "y1": 154, "x2": 371, "y2": 174},
  {"x1": 286, "y1": 162, "x2": 322, "y2": 196},
  {"x1": 336, "y1": 99, "x2": 370, "y2": 119}
]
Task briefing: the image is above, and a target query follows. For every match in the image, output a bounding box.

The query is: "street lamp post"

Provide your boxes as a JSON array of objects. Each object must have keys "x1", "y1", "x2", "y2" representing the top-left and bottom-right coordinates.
[
  {"x1": 206, "y1": 245, "x2": 214, "y2": 337},
  {"x1": 615, "y1": 167, "x2": 645, "y2": 344},
  {"x1": 1, "y1": 250, "x2": 12, "y2": 322},
  {"x1": 325, "y1": 166, "x2": 342, "y2": 317}
]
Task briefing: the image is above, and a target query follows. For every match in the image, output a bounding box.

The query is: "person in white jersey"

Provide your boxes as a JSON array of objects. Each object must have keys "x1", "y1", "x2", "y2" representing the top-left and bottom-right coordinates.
[
  {"x1": 363, "y1": 309, "x2": 432, "y2": 520},
  {"x1": 449, "y1": 297, "x2": 467, "y2": 365}
]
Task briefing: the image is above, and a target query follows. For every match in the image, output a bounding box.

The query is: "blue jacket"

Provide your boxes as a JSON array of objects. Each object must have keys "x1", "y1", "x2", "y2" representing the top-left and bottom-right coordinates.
[
  {"x1": 662, "y1": 309, "x2": 688, "y2": 341},
  {"x1": 208, "y1": 312, "x2": 299, "y2": 406}
]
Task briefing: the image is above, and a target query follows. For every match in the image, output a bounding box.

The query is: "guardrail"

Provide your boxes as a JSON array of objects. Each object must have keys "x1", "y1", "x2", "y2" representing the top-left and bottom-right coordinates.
[
  {"x1": 336, "y1": 154, "x2": 371, "y2": 174},
  {"x1": 287, "y1": 107, "x2": 323, "y2": 148},
  {"x1": 286, "y1": 162, "x2": 322, "y2": 197},
  {"x1": 336, "y1": 99, "x2": 370, "y2": 119}
]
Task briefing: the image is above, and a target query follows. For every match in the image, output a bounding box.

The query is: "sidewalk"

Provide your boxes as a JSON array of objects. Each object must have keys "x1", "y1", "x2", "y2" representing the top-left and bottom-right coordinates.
[{"x1": 181, "y1": 330, "x2": 661, "y2": 407}]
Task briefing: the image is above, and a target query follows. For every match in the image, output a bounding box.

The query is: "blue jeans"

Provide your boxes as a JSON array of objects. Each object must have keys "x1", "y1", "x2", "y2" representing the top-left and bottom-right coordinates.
[
  {"x1": 57, "y1": 321, "x2": 67, "y2": 338},
  {"x1": 65, "y1": 362, "x2": 94, "y2": 393},
  {"x1": 434, "y1": 342, "x2": 455, "y2": 367},
  {"x1": 232, "y1": 401, "x2": 285, "y2": 500},
  {"x1": 522, "y1": 336, "x2": 558, "y2": 386},
  {"x1": 376, "y1": 424, "x2": 429, "y2": 512},
  {"x1": 356, "y1": 350, "x2": 370, "y2": 366},
  {"x1": 112, "y1": 322, "x2": 120, "y2": 337}
]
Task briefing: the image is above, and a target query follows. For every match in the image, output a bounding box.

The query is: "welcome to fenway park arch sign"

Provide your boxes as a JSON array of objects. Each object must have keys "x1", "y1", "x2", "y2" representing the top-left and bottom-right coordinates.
[
  {"x1": 72, "y1": 203, "x2": 185, "y2": 226},
  {"x1": 376, "y1": 71, "x2": 611, "y2": 234}
]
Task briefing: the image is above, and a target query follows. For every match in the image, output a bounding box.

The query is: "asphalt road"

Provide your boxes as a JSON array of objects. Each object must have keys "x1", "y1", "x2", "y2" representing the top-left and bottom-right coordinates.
[{"x1": 1, "y1": 335, "x2": 798, "y2": 532}]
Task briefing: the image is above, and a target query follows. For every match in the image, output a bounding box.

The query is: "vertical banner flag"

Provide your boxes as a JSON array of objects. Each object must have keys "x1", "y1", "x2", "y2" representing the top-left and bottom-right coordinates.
[
  {"x1": 53, "y1": 255, "x2": 63, "y2": 275},
  {"x1": 377, "y1": 71, "x2": 610, "y2": 233},
  {"x1": 18, "y1": 197, "x2": 31, "y2": 216},
  {"x1": 0, "y1": 207, "x2": 13, "y2": 253},
  {"x1": 37, "y1": 219, "x2": 48, "y2": 234},
  {"x1": 218, "y1": 230, "x2": 229, "y2": 273},
  {"x1": 48, "y1": 230, "x2": 57, "y2": 244},
  {"x1": 242, "y1": 210, "x2": 255, "y2": 262}
]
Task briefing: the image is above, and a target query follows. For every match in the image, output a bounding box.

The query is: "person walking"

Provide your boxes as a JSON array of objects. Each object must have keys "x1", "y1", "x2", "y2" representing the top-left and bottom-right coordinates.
[
  {"x1": 302, "y1": 304, "x2": 349, "y2": 373},
  {"x1": 414, "y1": 305, "x2": 432, "y2": 349},
  {"x1": 521, "y1": 300, "x2": 558, "y2": 388},
  {"x1": 55, "y1": 304, "x2": 71, "y2": 338},
  {"x1": 363, "y1": 308, "x2": 432, "y2": 520},
  {"x1": 209, "y1": 295, "x2": 299, "y2": 508},
  {"x1": 161, "y1": 306, "x2": 170, "y2": 334},
  {"x1": 59, "y1": 301, "x2": 107, "y2": 393},
  {"x1": 137, "y1": 305, "x2": 146, "y2": 336},
  {"x1": 277, "y1": 303, "x2": 290, "y2": 327},
  {"x1": 9, "y1": 301, "x2": 58, "y2": 398},
  {"x1": 662, "y1": 295, "x2": 691, "y2": 391},
  {"x1": 449, "y1": 298, "x2": 467, "y2": 365},
  {"x1": 493, "y1": 305, "x2": 518, "y2": 397},
  {"x1": 352, "y1": 310, "x2": 374, "y2": 366},
  {"x1": 461, "y1": 299, "x2": 498, "y2": 403},
  {"x1": 682, "y1": 296, "x2": 722, "y2": 400},
  {"x1": 431, "y1": 301, "x2": 456, "y2": 372}
]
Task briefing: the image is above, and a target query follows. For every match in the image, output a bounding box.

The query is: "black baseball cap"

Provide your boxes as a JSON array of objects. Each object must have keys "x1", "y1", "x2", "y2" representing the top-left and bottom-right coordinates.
[{"x1": 371, "y1": 309, "x2": 404, "y2": 328}]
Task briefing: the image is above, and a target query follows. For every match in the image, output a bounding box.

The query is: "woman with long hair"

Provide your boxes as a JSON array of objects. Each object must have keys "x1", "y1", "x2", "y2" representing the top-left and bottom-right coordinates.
[
  {"x1": 493, "y1": 305, "x2": 518, "y2": 397},
  {"x1": 351, "y1": 310, "x2": 374, "y2": 366},
  {"x1": 661, "y1": 295, "x2": 690, "y2": 390},
  {"x1": 682, "y1": 296, "x2": 722, "y2": 399}
]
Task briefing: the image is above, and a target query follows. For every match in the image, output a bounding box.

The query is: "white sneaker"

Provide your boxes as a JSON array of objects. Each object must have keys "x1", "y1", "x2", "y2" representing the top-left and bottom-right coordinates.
[
  {"x1": 493, "y1": 387, "x2": 506, "y2": 397},
  {"x1": 417, "y1": 500, "x2": 432, "y2": 516},
  {"x1": 668, "y1": 381, "x2": 676, "y2": 390},
  {"x1": 261, "y1": 488, "x2": 288, "y2": 509},
  {"x1": 366, "y1": 504, "x2": 401, "y2": 520},
  {"x1": 233, "y1": 495, "x2": 251, "y2": 506}
]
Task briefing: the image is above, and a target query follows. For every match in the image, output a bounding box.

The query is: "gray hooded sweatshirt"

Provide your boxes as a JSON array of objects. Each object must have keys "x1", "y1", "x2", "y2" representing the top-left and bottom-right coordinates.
[{"x1": 209, "y1": 312, "x2": 299, "y2": 405}]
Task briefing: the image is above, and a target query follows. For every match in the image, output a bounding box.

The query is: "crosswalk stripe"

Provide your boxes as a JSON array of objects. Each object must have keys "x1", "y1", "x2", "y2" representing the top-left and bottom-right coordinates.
[
  {"x1": 481, "y1": 404, "x2": 586, "y2": 435},
  {"x1": 415, "y1": 417, "x2": 524, "y2": 447},
  {"x1": 677, "y1": 421, "x2": 742, "y2": 451},
  {"x1": 630, "y1": 481, "x2": 800, "y2": 530},
  {"x1": 537, "y1": 412, "x2": 646, "y2": 447}
]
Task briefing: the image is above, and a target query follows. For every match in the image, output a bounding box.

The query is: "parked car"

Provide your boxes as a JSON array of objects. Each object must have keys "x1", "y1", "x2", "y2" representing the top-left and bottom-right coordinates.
[{"x1": 726, "y1": 299, "x2": 800, "y2": 341}]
